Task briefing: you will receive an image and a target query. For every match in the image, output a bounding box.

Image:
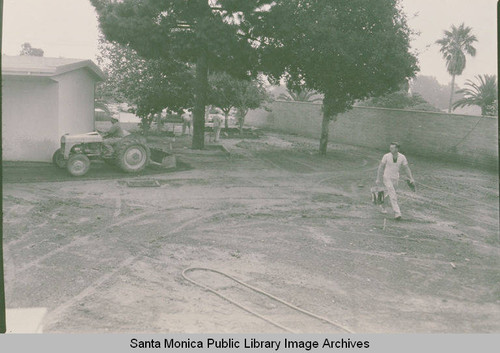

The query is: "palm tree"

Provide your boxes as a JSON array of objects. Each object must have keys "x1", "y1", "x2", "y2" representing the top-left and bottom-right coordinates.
[
  {"x1": 277, "y1": 88, "x2": 323, "y2": 103},
  {"x1": 453, "y1": 75, "x2": 498, "y2": 116},
  {"x1": 436, "y1": 23, "x2": 477, "y2": 113}
]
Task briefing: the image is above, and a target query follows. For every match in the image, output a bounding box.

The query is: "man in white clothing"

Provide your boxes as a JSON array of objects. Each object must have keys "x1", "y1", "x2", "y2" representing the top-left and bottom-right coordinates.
[
  {"x1": 181, "y1": 109, "x2": 193, "y2": 136},
  {"x1": 211, "y1": 113, "x2": 223, "y2": 142},
  {"x1": 375, "y1": 142, "x2": 415, "y2": 220}
]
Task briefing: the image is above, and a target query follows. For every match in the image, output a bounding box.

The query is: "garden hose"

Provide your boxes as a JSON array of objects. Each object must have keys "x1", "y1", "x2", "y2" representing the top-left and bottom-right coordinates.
[{"x1": 182, "y1": 267, "x2": 354, "y2": 334}]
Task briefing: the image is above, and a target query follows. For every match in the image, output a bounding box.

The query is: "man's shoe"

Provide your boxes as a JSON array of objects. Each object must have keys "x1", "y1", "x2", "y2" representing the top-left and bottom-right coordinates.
[
  {"x1": 395, "y1": 214, "x2": 402, "y2": 220},
  {"x1": 379, "y1": 205, "x2": 388, "y2": 214}
]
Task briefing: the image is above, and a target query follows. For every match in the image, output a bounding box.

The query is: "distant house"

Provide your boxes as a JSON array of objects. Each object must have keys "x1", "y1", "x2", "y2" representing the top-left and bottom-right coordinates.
[{"x1": 2, "y1": 55, "x2": 105, "y2": 162}]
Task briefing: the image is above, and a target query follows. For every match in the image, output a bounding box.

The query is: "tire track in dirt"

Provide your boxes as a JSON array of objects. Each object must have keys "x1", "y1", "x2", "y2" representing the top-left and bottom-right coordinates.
[
  {"x1": 250, "y1": 150, "x2": 378, "y2": 184},
  {"x1": 113, "y1": 197, "x2": 122, "y2": 217},
  {"x1": 318, "y1": 243, "x2": 499, "y2": 271},
  {"x1": 234, "y1": 219, "x2": 499, "y2": 271},
  {"x1": 398, "y1": 192, "x2": 498, "y2": 228},
  {"x1": 416, "y1": 179, "x2": 498, "y2": 210},
  {"x1": 14, "y1": 210, "x2": 156, "y2": 274},
  {"x1": 275, "y1": 154, "x2": 324, "y2": 173},
  {"x1": 41, "y1": 212, "x2": 223, "y2": 330},
  {"x1": 253, "y1": 155, "x2": 288, "y2": 171},
  {"x1": 356, "y1": 225, "x2": 499, "y2": 252},
  {"x1": 315, "y1": 163, "x2": 379, "y2": 185},
  {"x1": 42, "y1": 255, "x2": 137, "y2": 328},
  {"x1": 3, "y1": 202, "x2": 68, "y2": 247}
]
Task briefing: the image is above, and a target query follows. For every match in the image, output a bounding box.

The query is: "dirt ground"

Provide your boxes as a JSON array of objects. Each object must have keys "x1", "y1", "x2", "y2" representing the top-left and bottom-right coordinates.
[{"x1": 2, "y1": 131, "x2": 499, "y2": 333}]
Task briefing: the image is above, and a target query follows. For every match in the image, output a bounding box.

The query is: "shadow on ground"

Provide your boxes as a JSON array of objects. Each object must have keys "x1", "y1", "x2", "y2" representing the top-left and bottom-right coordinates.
[{"x1": 2, "y1": 160, "x2": 192, "y2": 184}]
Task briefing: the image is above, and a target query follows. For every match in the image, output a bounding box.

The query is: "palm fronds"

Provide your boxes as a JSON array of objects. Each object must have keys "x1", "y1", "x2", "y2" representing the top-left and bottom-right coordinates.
[{"x1": 453, "y1": 74, "x2": 498, "y2": 116}]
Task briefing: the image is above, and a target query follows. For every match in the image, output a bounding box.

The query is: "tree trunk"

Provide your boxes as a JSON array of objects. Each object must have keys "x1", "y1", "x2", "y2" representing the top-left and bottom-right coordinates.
[
  {"x1": 237, "y1": 109, "x2": 247, "y2": 136},
  {"x1": 192, "y1": 51, "x2": 208, "y2": 149},
  {"x1": 448, "y1": 74, "x2": 456, "y2": 113},
  {"x1": 238, "y1": 113, "x2": 243, "y2": 136},
  {"x1": 319, "y1": 111, "x2": 330, "y2": 155},
  {"x1": 224, "y1": 111, "x2": 229, "y2": 130}
]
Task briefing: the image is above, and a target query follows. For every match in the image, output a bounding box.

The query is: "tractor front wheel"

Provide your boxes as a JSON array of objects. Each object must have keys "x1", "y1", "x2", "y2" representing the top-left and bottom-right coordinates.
[
  {"x1": 52, "y1": 148, "x2": 66, "y2": 168},
  {"x1": 66, "y1": 154, "x2": 91, "y2": 176}
]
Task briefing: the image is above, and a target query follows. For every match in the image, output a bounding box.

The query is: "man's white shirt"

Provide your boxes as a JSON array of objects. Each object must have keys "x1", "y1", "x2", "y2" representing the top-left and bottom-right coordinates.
[{"x1": 381, "y1": 152, "x2": 408, "y2": 179}]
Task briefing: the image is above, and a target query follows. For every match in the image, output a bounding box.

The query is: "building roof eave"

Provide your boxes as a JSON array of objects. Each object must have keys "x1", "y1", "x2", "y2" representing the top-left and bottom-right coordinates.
[
  {"x1": 1, "y1": 55, "x2": 106, "y2": 82},
  {"x1": 54, "y1": 60, "x2": 105, "y2": 81}
]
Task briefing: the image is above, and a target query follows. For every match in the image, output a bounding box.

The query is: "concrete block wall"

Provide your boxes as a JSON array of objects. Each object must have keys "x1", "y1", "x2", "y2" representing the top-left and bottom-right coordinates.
[{"x1": 245, "y1": 101, "x2": 498, "y2": 170}]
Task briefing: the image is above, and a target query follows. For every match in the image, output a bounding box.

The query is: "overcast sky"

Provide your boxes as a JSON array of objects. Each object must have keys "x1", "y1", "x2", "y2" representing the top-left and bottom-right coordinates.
[{"x1": 2, "y1": 0, "x2": 497, "y2": 86}]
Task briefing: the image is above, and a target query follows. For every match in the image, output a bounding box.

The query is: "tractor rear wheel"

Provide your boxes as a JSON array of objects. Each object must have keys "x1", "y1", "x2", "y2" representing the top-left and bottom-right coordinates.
[
  {"x1": 52, "y1": 148, "x2": 66, "y2": 168},
  {"x1": 66, "y1": 154, "x2": 91, "y2": 176},
  {"x1": 115, "y1": 140, "x2": 150, "y2": 173}
]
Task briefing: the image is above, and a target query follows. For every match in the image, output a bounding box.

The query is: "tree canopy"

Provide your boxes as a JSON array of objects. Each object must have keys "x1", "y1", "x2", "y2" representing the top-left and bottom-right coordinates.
[
  {"x1": 208, "y1": 72, "x2": 269, "y2": 130},
  {"x1": 436, "y1": 23, "x2": 477, "y2": 77},
  {"x1": 91, "y1": 0, "x2": 268, "y2": 78},
  {"x1": 19, "y1": 42, "x2": 44, "y2": 56},
  {"x1": 208, "y1": 72, "x2": 240, "y2": 116},
  {"x1": 91, "y1": 0, "x2": 275, "y2": 149},
  {"x1": 256, "y1": 0, "x2": 419, "y2": 153},
  {"x1": 436, "y1": 23, "x2": 477, "y2": 113},
  {"x1": 232, "y1": 79, "x2": 269, "y2": 133},
  {"x1": 276, "y1": 88, "x2": 323, "y2": 103},
  {"x1": 92, "y1": 0, "x2": 418, "y2": 153},
  {"x1": 357, "y1": 91, "x2": 440, "y2": 112},
  {"x1": 208, "y1": 72, "x2": 240, "y2": 130},
  {"x1": 96, "y1": 36, "x2": 194, "y2": 119},
  {"x1": 453, "y1": 75, "x2": 498, "y2": 116}
]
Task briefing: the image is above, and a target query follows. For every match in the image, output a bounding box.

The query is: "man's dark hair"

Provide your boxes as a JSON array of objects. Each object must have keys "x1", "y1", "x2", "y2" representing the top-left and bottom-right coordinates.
[{"x1": 390, "y1": 142, "x2": 400, "y2": 149}]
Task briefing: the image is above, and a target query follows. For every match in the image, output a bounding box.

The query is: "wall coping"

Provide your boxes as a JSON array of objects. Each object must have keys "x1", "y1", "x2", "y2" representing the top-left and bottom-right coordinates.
[
  {"x1": 351, "y1": 105, "x2": 498, "y2": 120},
  {"x1": 271, "y1": 100, "x2": 498, "y2": 120},
  {"x1": 272, "y1": 99, "x2": 322, "y2": 106}
]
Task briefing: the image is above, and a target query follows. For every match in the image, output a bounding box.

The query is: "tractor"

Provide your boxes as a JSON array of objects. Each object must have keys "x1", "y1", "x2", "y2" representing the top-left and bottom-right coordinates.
[{"x1": 52, "y1": 132, "x2": 151, "y2": 176}]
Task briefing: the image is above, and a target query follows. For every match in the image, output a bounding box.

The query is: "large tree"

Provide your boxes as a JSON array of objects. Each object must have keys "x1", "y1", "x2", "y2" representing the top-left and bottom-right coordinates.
[
  {"x1": 453, "y1": 75, "x2": 498, "y2": 116},
  {"x1": 208, "y1": 72, "x2": 239, "y2": 130},
  {"x1": 232, "y1": 79, "x2": 269, "y2": 134},
  {"x1": 208, "y1": 72, "x2": 268, "y2": 130},
  {"x1": 91, "y1": 0, "x2": 273, "y2": 149},
  {"x1": 436, "y1": 23, "x2": 477, "y2": 113},
  {"x1": 257, "y1": 0, "x2": 419, "y2": 154},
  {"x1": 96, "y1": 36, "x2": 194, "y2": 124}
]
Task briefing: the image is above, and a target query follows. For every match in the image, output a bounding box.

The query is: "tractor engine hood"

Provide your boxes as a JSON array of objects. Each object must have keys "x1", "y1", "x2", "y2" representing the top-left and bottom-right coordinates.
[{"x1": 61, "y1": 132, "x2": 103, "y2": 144}]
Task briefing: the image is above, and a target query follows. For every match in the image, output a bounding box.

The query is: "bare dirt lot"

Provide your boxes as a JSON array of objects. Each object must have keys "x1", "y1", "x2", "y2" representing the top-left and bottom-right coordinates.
[{"x1": 3, "y1": 132, "x2": 499, "y2": 333}]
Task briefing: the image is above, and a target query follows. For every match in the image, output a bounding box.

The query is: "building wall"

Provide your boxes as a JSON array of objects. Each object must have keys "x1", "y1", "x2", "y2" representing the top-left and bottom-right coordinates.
[
  {"x1": 55, "y1": 68, "x2": 96, "y2": 137},
  {"x1": 246, "y1": 101, "x2": 498, "y2": 170},
  {"x1": 2, "y1": 77, "x2": 59, "y2": 162}
]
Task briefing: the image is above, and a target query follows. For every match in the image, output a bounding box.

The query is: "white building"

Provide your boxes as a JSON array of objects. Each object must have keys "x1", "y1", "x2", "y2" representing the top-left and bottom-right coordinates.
[{"x1": 2, "y1": 55, "x2": 105, "y2": 162}]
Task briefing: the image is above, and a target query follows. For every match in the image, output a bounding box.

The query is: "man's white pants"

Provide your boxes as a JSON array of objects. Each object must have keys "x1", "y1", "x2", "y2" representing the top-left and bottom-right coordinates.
[
  {"x1": 383, "y1": 177, "x2": 401, "y2": 216},
  {"x1": 214, "y1": 127, "x2": 221, "y2": 142}
]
